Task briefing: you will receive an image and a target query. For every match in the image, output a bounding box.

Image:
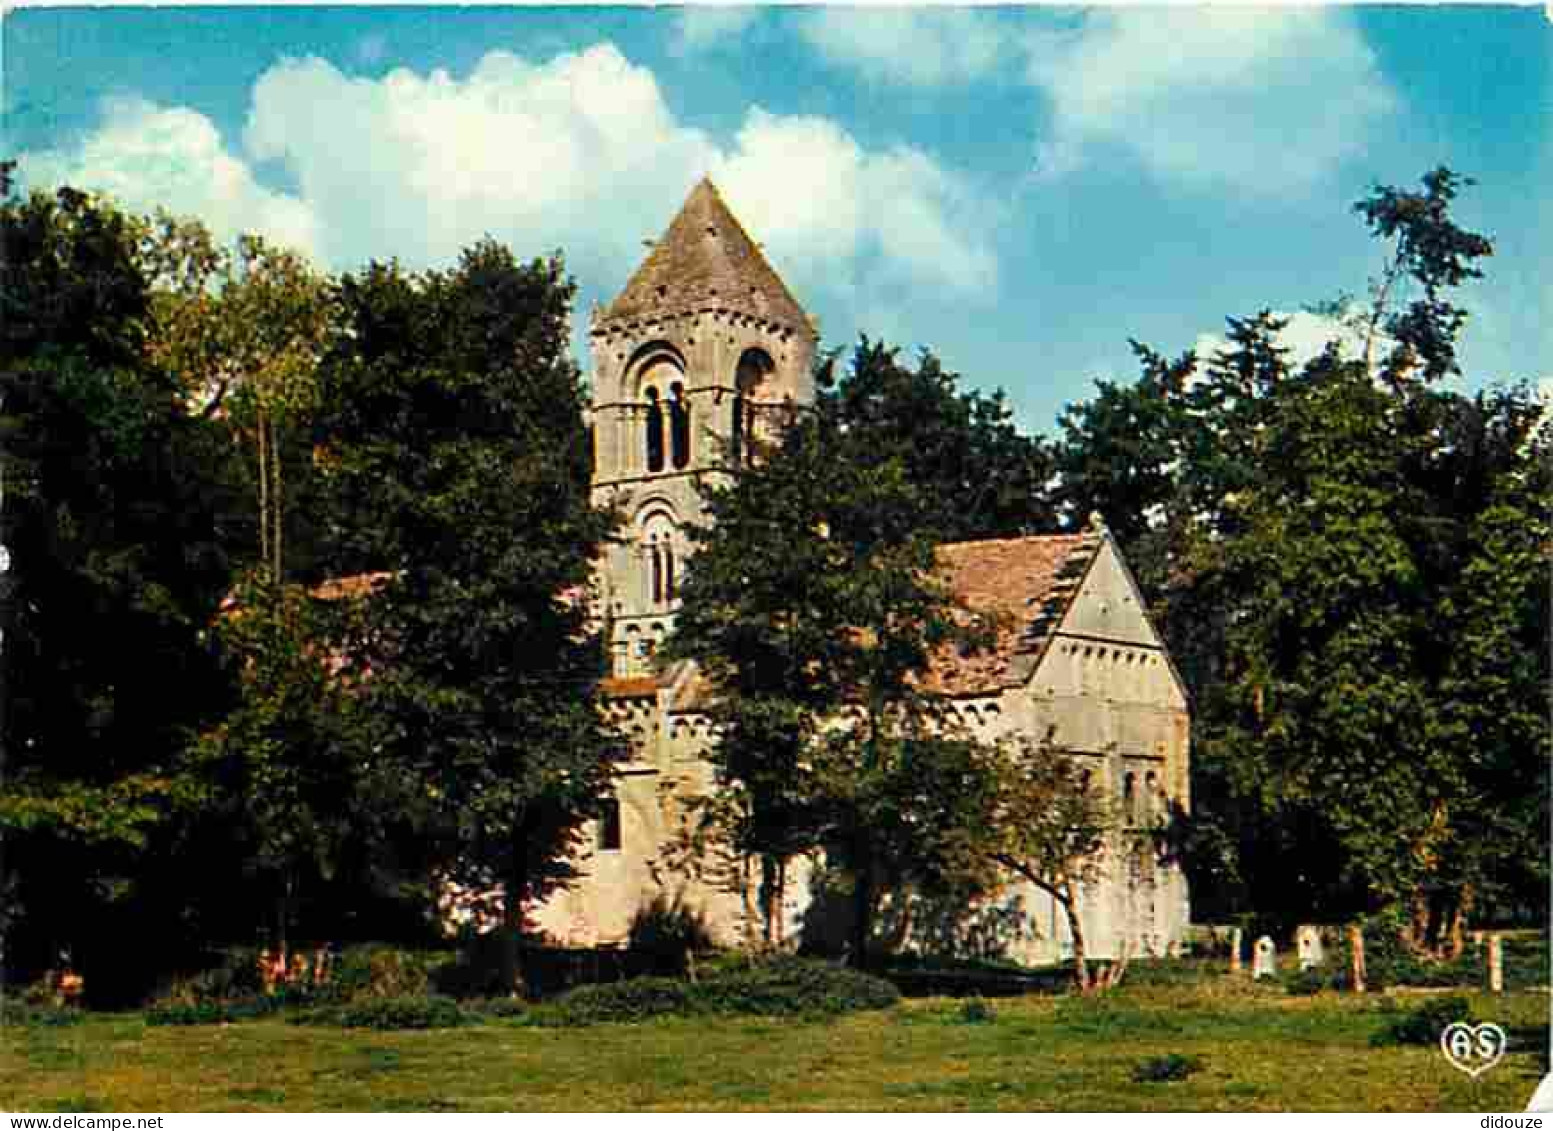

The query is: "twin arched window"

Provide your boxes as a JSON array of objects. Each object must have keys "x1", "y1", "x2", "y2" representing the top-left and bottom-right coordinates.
[
  {"x1": 669, "y1": 383, "x2": 690, "y2": 469},
  {"x1": 642, "y1": 513, "x2": 678, "y2": 607},
  {"x1": 642, "y1": 383, "x2": 690, "y2": 472},
  {"x1": 645, "y1": 387, "x2": 665, "y2": 473},
  {"x1": 731, "y1": 348, "x2": 774, "y2": 467}
]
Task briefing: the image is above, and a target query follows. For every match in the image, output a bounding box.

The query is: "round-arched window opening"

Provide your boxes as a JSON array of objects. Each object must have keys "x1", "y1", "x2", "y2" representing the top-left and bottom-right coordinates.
[
  {"x1": 669, "y1": 382, "x2": 691, "y2": 469},
  {"x1": 644, "y1": 386, "x2": 665, "y2": 473},
  {"x1": 731, "y1": 348, "x2": 775, "y2": 466},
  {"x1": 640, "y1": 511, "x2": 680, "y2": 608}
]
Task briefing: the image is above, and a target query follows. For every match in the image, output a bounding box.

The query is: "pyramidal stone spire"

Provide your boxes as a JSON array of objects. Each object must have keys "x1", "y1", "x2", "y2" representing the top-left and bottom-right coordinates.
[{"x1": 599, "y1": 177, "x2": 808, "y2": 332}]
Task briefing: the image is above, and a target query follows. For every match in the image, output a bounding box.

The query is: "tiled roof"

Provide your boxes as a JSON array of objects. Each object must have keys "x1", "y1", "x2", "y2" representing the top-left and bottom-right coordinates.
[
  {"x1": 598, "y1": 178, "x2": 811, "y2": 333},
  {"x1": 309, "y1": 572, "x2": 397, "y2": 601},
  {"x1": 600, "y1": 675, "x2": 665, "y2": 700},
  {"x1": 926, "y1": 533, "x2": 1103, "y2": 696},
  {"x1": 661, "y1": 532, "x2": 1105, "y2": 712}
]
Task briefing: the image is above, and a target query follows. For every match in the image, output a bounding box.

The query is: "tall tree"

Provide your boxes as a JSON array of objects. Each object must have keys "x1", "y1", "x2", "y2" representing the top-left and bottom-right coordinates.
[
  {"x1": 827, "y1": 339, "x2": 1059, "y2": 541},
  {"x1": 668, "y1": 366, "x2": 997, "y2": 965},
  {"x1": 1353, "y1": 166, "x2": 1494, "y2": 385},
  {"x1": 313, "y1": 242, "x2": 619, "y2": 991},
  {"x1": 141, "y1": 219, "x2": 335, "y2": 583},
  {"x1": 0, "y1": 186, "x2": 236, "y2": 987}
]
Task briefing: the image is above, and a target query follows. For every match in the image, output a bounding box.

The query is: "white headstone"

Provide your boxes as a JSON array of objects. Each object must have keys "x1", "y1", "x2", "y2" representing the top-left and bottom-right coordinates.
[
  {"x1": 1252, "y1": 935, "x2": 1277, "y2": 980},
  {"x1": 1296, "y1": 925, "x2": 1325, "y2": 970}
]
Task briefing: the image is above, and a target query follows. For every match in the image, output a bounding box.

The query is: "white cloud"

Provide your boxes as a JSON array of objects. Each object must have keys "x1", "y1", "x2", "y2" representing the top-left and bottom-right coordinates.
[
  {"x1": 794, "y1": 8, "x2": 1009, "y2": 87},
  {"x1": 673, "y1": 7, "x2": 759, "y2": 54},
  {"x1": 22, "y1": 96, "x2": 321, "y2": 258},
  {"x1": 1191, "y1": 308, "x2": 1379, "y2": 374},
  {"x1": 714, "y1": 109, "x2": 997, "y2": 296},
  {"x1": 20, "y1": 45, "x2": 1000, "y2": 371},
  {"x1": 1024, "y1": 8, "x2": 1396, "y2": 195},
  {"x1": 243, "y1": 47, "x2": 719, "y2": 277}
]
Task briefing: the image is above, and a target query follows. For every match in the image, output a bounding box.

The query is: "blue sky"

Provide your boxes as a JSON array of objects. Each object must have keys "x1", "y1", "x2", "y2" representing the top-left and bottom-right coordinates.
[{"x1": 5, "y1": 5, "x2": 1550, "y2": 434}]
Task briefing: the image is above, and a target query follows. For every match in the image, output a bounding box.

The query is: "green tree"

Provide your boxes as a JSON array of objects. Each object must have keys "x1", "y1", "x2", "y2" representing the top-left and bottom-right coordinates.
[
  {"x1": 140, "y1": 218, "x2": 335, "y2": 583},
  {"x1": 669, "y1": 370, "x2": 997, "y2": 965},
  {"x1": 821, "y1": 339, "x2": 1057, "y2": 541},
  {"x1": 952, "y1": 737, "x2": 1134, "y2": 992},
  {"x1": 313, "y1": 242, "x2": 619, "y2": 991},
  {"x1": 182, "y1": 571, "x2": 376, "y2": 953},
  {"x1": 0, "y1": 187, "x2": 236, "y2": 985},
  {"x1": 1353, "y1": 166, "x2": 1494, "y2": 384}
]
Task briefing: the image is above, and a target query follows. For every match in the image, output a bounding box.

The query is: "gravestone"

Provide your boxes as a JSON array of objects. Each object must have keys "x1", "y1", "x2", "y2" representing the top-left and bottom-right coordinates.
[
  {"x1": 1295, "y1": 925, "x2": 1325, "y2": 970},
  {"x1": 1488, "y1": 934, "x2": 1504, "y2": 993},
  {"x1": 1252, "y1": 935, "x2": 1277, "y2": 980},
  {"x1": 1229, "y1": 927, "x2": 1243, "y2": 975}
]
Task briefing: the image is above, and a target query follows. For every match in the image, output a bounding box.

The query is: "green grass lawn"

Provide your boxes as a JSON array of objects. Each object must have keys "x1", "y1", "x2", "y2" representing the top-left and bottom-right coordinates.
[{"x1": 3, "y1": 981, "x2": 1547, "y2": 1112}]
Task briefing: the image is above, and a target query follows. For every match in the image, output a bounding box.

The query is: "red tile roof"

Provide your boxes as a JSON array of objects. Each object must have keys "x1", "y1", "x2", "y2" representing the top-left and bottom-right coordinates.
[
  {"x1": 600, "y1": 675, "x2": 664, "y2": 700},
  {"x1": 309, "y1": 571, "x2": 396, "y2": 601},
  {"x1": 926, "y1": 533, "x2": 1103, "y2": 696}
]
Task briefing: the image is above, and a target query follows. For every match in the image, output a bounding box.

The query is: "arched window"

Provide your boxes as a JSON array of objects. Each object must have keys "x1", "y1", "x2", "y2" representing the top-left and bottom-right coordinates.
[
  {"x1": 732, "y1": 349, "x2": 773, "y2": 467},
  {"x1": 598, "y1": 795, "x2": 622, "y2": 852},
  {"x1": 649, "y1": 536, "x2": 664, "y2": 605},
  {"x1": 644, "y1": 387, "x2": 665, "y2": 473},
  {"x1": 669, "y1": 382, "x2": 691, "y2": 469},
  {"x1": 641, "y1": 511, "x2": 679, "y2": 608}
]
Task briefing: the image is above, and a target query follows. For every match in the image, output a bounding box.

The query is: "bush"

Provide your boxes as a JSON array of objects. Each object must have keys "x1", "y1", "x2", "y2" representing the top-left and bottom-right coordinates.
[
  {"x1": 1370, "y1": 994, "x2": 1474, "y2": 1047},
  {"x1": 1284, "y1": 965, "x2": 1341, "y2": 996},
  {"x1": 1132, "y1": 1054, "x2": 1205, "y2": 1083},
  {"x1": 464, "y1": 996, "x2": 529, "y2": 1020},
  {"x1": 292, "y1": 994, "x2": 471, "y2": 1030},
  {"x1": 539, "y1": 976, "x2": 694, "y2": 1026},
  {"x1": 628, "y1": 897, "x2": 716, "y2": 973},
  {"x1": 0, "y1": 999, "x2": 83, "y2": 1027},
  {"x1": 318, "y1": 945, "x2": 448, "y2": 1004},
  {"x1": 958, "y1": 997, "x2": 996, "y2": 1024},
  {"x1": 145, "y1": 996, "x2": 285, "y2": 1026},
  {"x1": 539, "y1": 956, "x2": 899, "y2": 1026},
  {"x1": 695, "y1": 954, "x2": 900, "y2": 1017}
]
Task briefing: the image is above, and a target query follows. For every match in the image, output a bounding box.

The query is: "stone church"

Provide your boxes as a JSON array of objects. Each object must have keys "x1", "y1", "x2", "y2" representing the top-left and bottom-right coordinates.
[{"x1": 528, "y1": 179, "x2": 1191, "y2": 965}]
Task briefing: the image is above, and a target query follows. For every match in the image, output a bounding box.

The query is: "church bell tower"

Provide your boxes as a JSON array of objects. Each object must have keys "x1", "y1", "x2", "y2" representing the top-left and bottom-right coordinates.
[{"x1": 589, "y1": 178, "x2": 817, "y2": 677}]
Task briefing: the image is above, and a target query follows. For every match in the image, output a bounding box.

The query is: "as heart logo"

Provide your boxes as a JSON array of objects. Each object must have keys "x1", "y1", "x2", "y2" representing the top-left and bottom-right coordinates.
[{"x1": 1440, "y1": 1021, "x2": 1508, "y2": 1078}]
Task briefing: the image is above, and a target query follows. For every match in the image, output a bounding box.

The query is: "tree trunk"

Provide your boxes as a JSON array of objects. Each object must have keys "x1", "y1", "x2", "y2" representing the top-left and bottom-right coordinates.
[
  {"x1": 1059, "y1": 879, "x2": 1091, "y2": 993},
  {"x1": 850, "y1": 840, "x2": 873, "y2": 970},
  {"x1": 761, "y1": 854, "x2": 782, "y2": 950},
  {"x1": 271, "y1": 416, "x2": 284, "y2": 581},
  {"x1": 1348, "y1": 924, "x2": 1367, "y2": 994},
  {"x1": 1097, "y1": 935, "x2": 1132, "y2": 992},
  {"x1": 500, "y1": 837, "x2": 528, "y2": 998},
  {"x1": 257, "y1": 414, "x2": 269, "y2": 576},
  {"x1": 1444, "y1": 885, "x2": 1473, "y2": 961}
]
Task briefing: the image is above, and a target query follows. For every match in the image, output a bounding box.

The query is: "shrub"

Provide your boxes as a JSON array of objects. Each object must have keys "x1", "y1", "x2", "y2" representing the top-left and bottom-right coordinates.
[
  {"x1": 539, "y1": 977, "x2": 695, "y2": 1026},
  {"x1": 464, "y1": 996, "x2": 530, "y2": 1020},
  {"x1": 1132, "y1": 1054, "x2": 1205, "y2": 1083},
  {"x1": 0, "y1": 999, "x2": 83, "y2": 1027},
  {"x1": 318, "y1": 945, "x2": 448, "y2": 1004},
  {"x1": 958, "y1": 997, "x2": 996, "y2": 1024},
  {"x1": 1283, "y1": 965, "x2": 1341, "y2": 996},
  {"x1": 628, "y1": 896, "x2": 716, "y2": 973},
  {"x1": 692, "y1": 955, "x2": 900, "y2": 1017},
  {"x1": 145, "y1": 996, "x2": 285, "y2": 1026},
  {"x1": 292, "y1": 995, "x2": 470, "y2": 1030},
  {"x1": 1370, "y1": 994, "x2": 1474, "y2": 1047},
  {"x1": 538, "y1": 956, "x2": 899, "y2": 1026}
]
